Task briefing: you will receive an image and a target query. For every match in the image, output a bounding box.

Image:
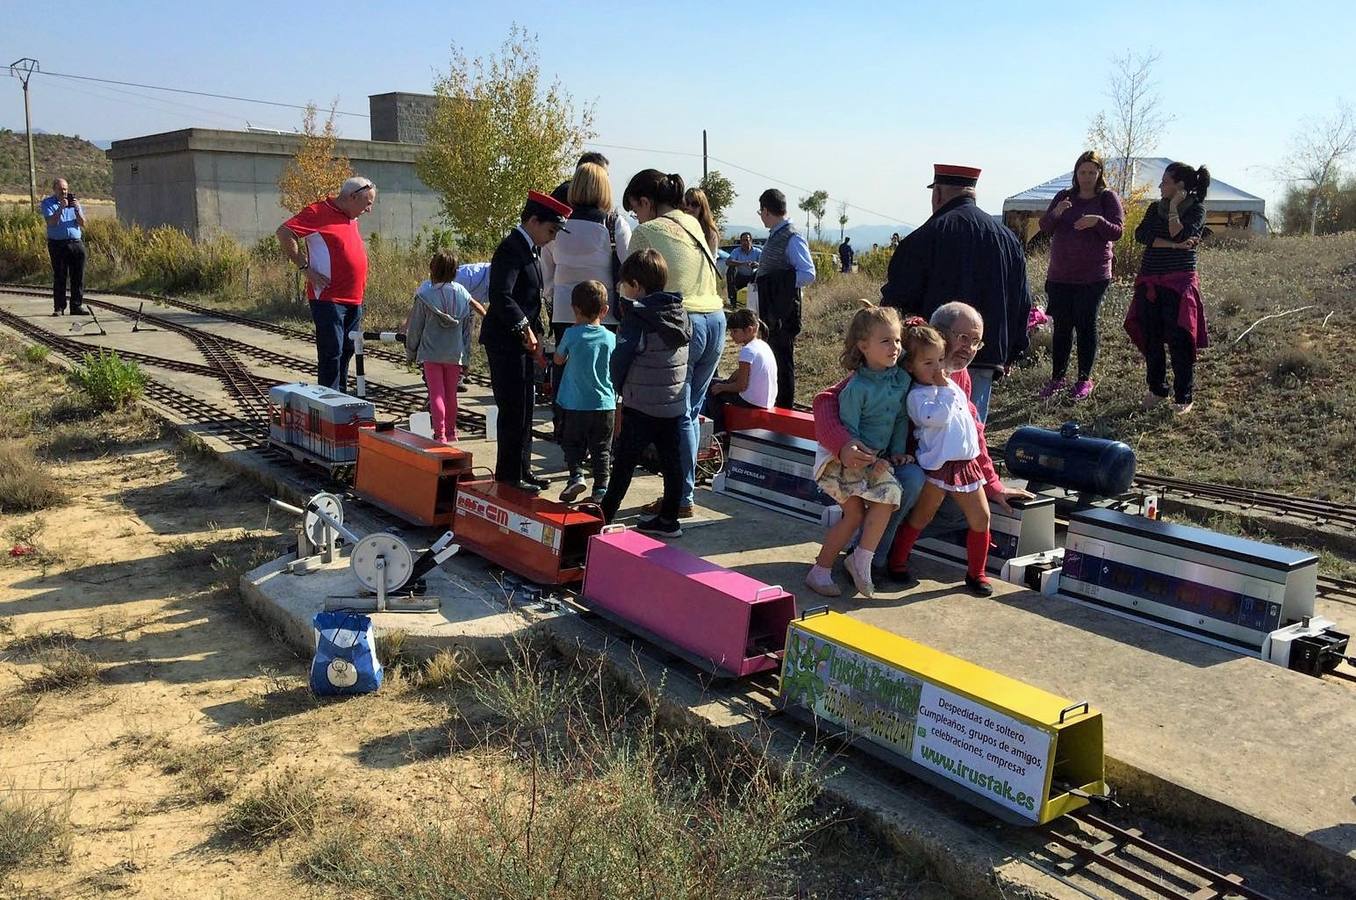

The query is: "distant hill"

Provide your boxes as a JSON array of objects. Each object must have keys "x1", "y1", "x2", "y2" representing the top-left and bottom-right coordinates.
[{"x1": 0, "y1": 129, "x2": 112, "y2": 199}]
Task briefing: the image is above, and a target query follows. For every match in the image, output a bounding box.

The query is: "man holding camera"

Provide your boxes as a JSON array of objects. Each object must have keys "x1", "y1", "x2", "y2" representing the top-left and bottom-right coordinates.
[{"x1": 41, "y1": 178, "x2": 87, "y2": 316}]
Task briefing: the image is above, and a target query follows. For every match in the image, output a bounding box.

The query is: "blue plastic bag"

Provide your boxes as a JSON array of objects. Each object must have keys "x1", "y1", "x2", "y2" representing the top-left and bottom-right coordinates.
[{"x1": 310, "y1": 611, "x2": 383, "y2": 696}]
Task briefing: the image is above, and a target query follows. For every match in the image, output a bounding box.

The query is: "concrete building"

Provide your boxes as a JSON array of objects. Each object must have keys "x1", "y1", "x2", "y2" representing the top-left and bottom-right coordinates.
[{"x1": 108, "y1": 93, "x2": 443, "y2": 245}]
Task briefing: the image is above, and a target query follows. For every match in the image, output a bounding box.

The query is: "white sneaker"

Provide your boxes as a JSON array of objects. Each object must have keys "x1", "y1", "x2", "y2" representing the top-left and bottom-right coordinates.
[
  {"x1": 846, "y1": 553, "x2": 876, "y2": 600},
  {"x1": 805, "y1": 567, "x2": 841, "y2": 598}
]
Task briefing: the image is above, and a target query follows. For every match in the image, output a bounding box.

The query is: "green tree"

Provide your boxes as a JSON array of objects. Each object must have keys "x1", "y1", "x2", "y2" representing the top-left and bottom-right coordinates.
[
  {"x1": 698, "y1": 170, "x2": 736, "y2": 230},
  {"x1": 418, "y1": 25, "x2": 595, "y2": 255},
  {"x1": 798, "y1": 189, "x2": 828, "y2": 241},
  {"x1": 837, "y1": 201, "x2": 849, "y2": 242},
  {"x1": 277, "y1": 103, "x2": 352, "y2": 214}
]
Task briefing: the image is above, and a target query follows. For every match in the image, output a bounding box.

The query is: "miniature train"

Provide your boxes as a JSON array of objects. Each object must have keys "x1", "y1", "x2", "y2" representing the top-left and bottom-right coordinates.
[{"x1": 267, "y1": 378, "x2": 1350, "y2": 825}]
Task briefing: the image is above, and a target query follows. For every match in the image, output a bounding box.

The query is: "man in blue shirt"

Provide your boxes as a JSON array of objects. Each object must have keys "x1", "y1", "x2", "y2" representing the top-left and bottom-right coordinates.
[
  {"x1": 40, "y1": 178, "x2": 88, "y2": 316},
  {"x1": 725, "y1": 231, "x2": 761, "y2": 304},
  {"x1": 838, "y1": 236, "x2": 854, "y2": 273}
]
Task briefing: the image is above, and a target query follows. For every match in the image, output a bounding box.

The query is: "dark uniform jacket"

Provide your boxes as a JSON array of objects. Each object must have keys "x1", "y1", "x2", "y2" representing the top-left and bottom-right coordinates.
[
  {"x1": 481, "y1": 228, "x2": 544, "y2": 353},
  {"x1": 880, "y1": 196, "x2": 1031, "y2": 369}
]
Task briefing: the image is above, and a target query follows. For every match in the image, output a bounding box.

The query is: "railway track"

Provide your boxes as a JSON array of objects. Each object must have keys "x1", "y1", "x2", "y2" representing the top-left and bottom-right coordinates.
[
  {"x1": 0, "y1": 282, "x2": 492, "y2": 386},
  {"x1": 6, "y1": 283, "x2": 1355, "y2": 550}
]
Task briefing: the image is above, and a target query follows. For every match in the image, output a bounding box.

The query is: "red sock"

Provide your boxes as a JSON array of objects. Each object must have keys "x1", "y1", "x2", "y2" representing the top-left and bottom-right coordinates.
[
  {"x1": 888, "y1": 524, "x2": 922, "y2": 572},
  {"x1": 966, "y1": 529, "x2": 991, "y2": 580}
]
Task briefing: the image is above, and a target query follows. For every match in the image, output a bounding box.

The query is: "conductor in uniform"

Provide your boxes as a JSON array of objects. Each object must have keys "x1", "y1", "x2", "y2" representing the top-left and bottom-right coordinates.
[
  {"x1": 483, "y1": 190, "x2": 573, "y2": 491},
  {"x1": 880, "y1": 164, "x2": 1031, "y2": 422}
]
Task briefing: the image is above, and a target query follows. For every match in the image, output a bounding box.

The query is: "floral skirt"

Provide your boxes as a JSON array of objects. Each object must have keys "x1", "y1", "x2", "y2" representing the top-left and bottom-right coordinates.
[
  {"x1": 816, "y1": 459, "x2": 902, "y2": 507},
  {"x1": 924, "y1": 458, "x2": 985, "y2": 493}
]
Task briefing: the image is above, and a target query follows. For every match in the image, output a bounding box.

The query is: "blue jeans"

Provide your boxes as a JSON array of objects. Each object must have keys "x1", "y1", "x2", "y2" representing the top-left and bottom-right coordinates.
[
  {"x1": 969, "y1": 366, "x2": 996, "y2": 423},
  {"x1": 678, "y1": 310, "x2": 727, "y2": 506},
  {"x1": 311, "y1": 301, "x2": 364, "y2": 392}
]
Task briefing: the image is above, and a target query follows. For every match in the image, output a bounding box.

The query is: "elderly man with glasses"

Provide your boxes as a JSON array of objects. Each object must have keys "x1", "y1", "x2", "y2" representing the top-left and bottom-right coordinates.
[
  {"x1": 813, "y1": 301, "x2": 1032, "y2": 585},
  {"x1": 880, "y1": 164, "x2": 1031, "y2": 422},
  {"x1": 276, "y1": 176, "x2": 377, "y2": 392}
]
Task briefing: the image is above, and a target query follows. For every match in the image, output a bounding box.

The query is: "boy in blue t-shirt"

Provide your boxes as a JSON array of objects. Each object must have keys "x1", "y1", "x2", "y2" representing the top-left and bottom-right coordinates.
[{"x1": 553, "y1": 280, "x2": 616, "y2": 503}]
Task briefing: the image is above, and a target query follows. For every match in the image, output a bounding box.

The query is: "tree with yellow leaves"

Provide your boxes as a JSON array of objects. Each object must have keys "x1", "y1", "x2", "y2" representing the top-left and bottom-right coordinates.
[
  {"x1": 418, "y1": 25, "x2": 594, "y2": 255},
  {"x1": 278, "y1": 104, "x2": 353, "y2": 214}
]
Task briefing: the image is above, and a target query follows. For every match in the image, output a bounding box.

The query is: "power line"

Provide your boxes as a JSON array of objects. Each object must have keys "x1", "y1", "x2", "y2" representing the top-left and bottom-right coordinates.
[
  {"x1": 22, "y1": 65, "x2": 911, "y2": 224},
  {"x1": 34, "y1": 68, "x2": 369, "y2": 118}
]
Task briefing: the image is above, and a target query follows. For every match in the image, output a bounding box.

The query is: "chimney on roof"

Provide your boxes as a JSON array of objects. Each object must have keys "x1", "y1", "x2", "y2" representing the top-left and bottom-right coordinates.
[{"x1": 368, "y1": 92, "x2": 437, "y2": 144}]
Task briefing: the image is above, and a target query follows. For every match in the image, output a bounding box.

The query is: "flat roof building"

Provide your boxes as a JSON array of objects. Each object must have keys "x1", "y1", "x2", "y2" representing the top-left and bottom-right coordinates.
[{"x1": 108, "y1": 93, "x2": 442, "y2": 245}]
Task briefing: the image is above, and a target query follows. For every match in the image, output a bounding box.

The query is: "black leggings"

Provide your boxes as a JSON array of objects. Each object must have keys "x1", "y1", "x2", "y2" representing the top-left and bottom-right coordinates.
[{"x1": 1045, "y1": 279, "x2": 1109, "y2": 381}]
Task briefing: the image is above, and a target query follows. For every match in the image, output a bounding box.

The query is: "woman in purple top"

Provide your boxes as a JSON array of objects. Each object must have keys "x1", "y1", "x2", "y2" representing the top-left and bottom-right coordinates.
[{"x1": 1036, "y1": 151, "x2": 1125, "y2": 401}]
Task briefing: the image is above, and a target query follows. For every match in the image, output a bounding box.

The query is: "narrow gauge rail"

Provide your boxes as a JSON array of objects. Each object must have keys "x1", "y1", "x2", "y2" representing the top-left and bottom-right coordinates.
[
  {"x1": 0, "y1": 287, "x2": 489, "y2": 435},
  {"x1": 6, "y1": 284, "x2": 1352, "y2": 540},
  {"x1": 0, "y1": 282, "x2": 491, "y2": 386}
]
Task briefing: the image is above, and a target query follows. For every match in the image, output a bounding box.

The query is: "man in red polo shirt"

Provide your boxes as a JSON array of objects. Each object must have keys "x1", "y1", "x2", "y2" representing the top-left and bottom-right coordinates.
[{"x1": 276, "y1": 176, "x2": 377, "y2": 392}]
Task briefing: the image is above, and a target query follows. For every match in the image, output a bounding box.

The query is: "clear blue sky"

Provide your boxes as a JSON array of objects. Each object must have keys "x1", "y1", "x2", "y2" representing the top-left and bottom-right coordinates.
[{"x1": 5, "y1": 1, "x2": 1354, "y2": 228}]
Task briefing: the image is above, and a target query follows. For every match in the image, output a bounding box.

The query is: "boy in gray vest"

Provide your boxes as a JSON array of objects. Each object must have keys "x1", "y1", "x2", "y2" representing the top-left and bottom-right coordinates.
[{"x1": 598, "y1": 249, "x2": 691, "y2": 537}]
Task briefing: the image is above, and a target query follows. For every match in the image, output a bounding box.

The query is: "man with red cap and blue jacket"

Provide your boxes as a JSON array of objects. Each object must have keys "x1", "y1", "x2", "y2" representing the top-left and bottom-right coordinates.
[
  {"x1": 483, "y1": 190, "x2": 573, "y2": 491},
  {"x1": 880, "y1": 164, "x2": 1031, "y2": 422}
]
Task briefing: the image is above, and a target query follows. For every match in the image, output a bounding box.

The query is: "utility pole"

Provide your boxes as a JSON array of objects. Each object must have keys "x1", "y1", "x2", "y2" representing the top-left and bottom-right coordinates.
[
  {"x1": 702, "y1": 129, "x2": 708, "y2": 180},
  {"x1": 9, "y1": 58, "x2": 40, "y2": 211}
]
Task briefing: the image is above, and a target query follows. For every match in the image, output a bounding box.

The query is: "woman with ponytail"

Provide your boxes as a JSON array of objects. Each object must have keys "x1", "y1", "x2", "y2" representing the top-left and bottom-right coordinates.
[
  {"x1": 624, "y1": 169, "x2": 726, "y2": 519},
  {"x1": 1126, "y1": 162, "x2": 1211, "y2": 413}
]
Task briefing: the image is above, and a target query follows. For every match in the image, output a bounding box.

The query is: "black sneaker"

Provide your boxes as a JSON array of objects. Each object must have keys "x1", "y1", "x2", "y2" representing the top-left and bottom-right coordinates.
[
  {"x1": 964, "y1": 575, "x2": 993, "y2": 597},
  {"x1": 881, "y1": 568, "x2": 919, "y2": 588},
  {"x1": 637, "y1": 517, "x2": 682, "y2": 538},
  {"x1": 507, "y1": 480, "x2": 541, "y2": 494},
  {"x1": 69, "y1": 307, "x2": 89, "y2": 316},
  {"x1": 523, "y1": 473, "x2": 550, "y2": 490}
]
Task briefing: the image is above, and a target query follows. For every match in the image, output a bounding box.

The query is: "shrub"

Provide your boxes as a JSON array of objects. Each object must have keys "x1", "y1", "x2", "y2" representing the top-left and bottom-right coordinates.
[
  {"x1": 21, "y1": 345, "x2": 48, "y2": 364},
  {"x1": 221, "y1": 769, "x2": 325, "y2": 846},
  {"x1": 1112, "y1": 191, "x2": 1150, "y2": 278},
  {"x1": 136, "y1": 226, "x2": 248, "y2": 293},
  {"x1": 69, "y1": 350, "x2": 146, "y2": 410},
  {"x1": 1269, "y1": 347, "x2": 1330, "y2": 387},
  {"x1": 0, "y1": 792, "x2": 70, "y2": 873},
  {"x1": 0, "y1": 205, "x2": 46, "y2": 281},
  {"x1": 22, "y1": 646, "x2": 100, "y2": 693},
  {"x1": 0, "y1": 441, "x2": 63, "y2": 513}
]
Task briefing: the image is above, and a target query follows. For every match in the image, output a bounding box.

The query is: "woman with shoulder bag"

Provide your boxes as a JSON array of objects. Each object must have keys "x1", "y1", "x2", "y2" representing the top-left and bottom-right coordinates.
[{"x1": 623, "y1": 169, "x2": 725, "y2": 519}]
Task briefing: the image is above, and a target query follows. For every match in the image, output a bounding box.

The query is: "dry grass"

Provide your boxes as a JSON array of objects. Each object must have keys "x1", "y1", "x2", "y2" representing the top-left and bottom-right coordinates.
[
  {"x1": 19, "y1": 646, "x2": 101, "y2": 693},
  {"x1": 0, "y1": 694, "x2": 38, "y2": 730},
  {"x1": 297, "y1": 641, "x2": 933, "y2": 900},
  {"x1": 128, "y1": 728, "x2": 281, "y2": 805},
  {"x1": 796, "y1": 232, "x2": 1356, "y2": 497},
  {"x1": 0, "y1": 441, "x2": 63, "y2": 514},
  {"x1": 220, "y1": 768, "x2": 326, "y2": 847},
  {"x1": 0, "y1": 792, "x2": 71, "y2": 874}
]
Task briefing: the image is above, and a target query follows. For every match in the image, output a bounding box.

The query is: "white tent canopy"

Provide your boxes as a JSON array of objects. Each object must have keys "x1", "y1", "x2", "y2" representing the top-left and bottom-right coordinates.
[{"x1": 1003, "y1": 157, "x2": 1265, "y2": 215}]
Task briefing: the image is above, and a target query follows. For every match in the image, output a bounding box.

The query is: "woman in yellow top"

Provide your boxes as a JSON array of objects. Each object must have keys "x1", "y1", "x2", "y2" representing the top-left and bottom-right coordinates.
[{"x1": 623, "y1": 169, "x2": 724, "y2": 517}]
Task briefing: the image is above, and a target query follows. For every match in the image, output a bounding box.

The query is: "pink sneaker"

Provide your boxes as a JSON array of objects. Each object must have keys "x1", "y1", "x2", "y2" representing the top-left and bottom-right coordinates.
[
  {"x1": 1037, "y1": 377, "x2": 1068, "y2": 400},
  {"x1": 1069, "y1": 379, "x2": 1094, "y2": 401}
]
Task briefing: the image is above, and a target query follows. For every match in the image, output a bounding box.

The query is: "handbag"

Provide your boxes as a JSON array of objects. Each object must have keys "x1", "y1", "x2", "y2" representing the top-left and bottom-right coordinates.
[{"x1": 309, "y1": 611, "x2": 383, "y2": 696}]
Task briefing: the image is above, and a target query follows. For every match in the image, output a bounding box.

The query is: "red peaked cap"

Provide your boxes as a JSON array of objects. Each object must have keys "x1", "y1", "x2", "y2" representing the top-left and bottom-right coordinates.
[
  {"x1": 525, "y1": 190, "x2": 573, "y2": 227},
  {"x1": 927, "y1": 164, "x2": 982, "y2": 188}
]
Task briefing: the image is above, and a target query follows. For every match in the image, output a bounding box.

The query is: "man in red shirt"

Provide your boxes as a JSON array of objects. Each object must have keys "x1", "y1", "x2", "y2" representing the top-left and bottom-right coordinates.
[{"x1": 276, "y1": 176, "x2": 377, "y2": 392}]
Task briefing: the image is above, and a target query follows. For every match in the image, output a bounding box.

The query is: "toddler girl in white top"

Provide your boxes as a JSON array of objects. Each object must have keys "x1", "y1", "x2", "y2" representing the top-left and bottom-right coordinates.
[{"x1": 887, "y1": 319, "x2": 994, "y2": 596}]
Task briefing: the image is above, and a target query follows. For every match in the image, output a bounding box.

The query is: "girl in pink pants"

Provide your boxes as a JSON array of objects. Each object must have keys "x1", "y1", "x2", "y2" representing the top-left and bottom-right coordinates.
[{"x1": 405, "y1": 250, "x2": 486, "y2": 442}]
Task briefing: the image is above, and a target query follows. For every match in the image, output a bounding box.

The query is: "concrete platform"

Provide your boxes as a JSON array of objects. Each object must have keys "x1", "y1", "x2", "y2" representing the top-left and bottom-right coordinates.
[{"x1": 238, "y1": 552, "x2": 563, "y2": 662}]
